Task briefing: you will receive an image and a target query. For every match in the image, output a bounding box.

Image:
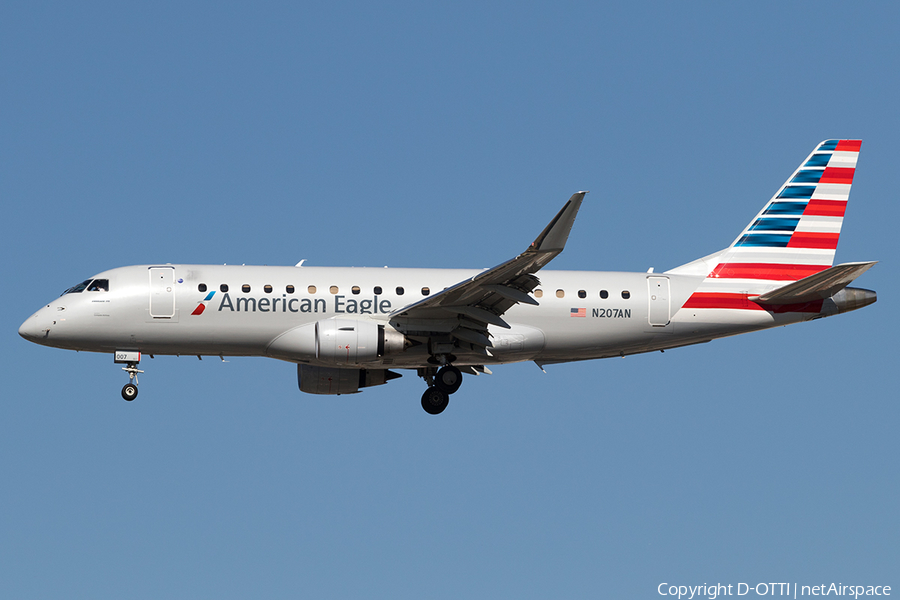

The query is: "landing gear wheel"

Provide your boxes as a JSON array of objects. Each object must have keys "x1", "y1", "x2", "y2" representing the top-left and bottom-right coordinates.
[
  {"x1": 119, "y1": 360, "x2": 143, "y2": 401},
  {"x1": 421, "y1": 387, "x2": 449, "y2": 415},
  {"x1": 122, "y1": 383, "x2": 138, "y2": 401},
  {"x1": 434, "y1": 365, "x2": 463, "y2": 394}
]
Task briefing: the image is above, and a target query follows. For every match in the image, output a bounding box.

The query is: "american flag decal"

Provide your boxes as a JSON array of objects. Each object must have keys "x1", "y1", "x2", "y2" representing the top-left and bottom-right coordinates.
[{"x1": 570, "y1": 308, "x2": 586, "y2": 317}]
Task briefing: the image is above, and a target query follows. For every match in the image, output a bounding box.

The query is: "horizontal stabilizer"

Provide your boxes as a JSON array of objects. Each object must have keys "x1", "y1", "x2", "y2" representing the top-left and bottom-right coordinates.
[{"x1": 752, "y1": 261, "x2": 876, "y2": 305}]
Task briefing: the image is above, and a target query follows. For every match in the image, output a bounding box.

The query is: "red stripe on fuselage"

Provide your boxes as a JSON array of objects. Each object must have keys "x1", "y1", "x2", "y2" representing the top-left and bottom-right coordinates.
[
  {"x1": 191, "y1": 303, "x2": 206, "y2": 316},
  {"x1": 682, "y1": 292, "x2": 823, "y2": 313},
  {"x1": 708, "y1": 263, "x2": 828, "y2": 280},
  {"x1": 787, "y1": 232, "x2": 840, "y2": 249},
  {"x1": 803, "y1": 199, "x2": 847, "y2": 217},
  {"x1": 683, "y1": 292, "x2": 759, "y2": 310}
]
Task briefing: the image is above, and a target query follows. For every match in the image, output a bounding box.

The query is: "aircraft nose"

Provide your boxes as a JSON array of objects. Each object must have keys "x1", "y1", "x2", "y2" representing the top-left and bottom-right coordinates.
[{"x1": 19, "y1": 310, "x2": 48, "y2": 343}]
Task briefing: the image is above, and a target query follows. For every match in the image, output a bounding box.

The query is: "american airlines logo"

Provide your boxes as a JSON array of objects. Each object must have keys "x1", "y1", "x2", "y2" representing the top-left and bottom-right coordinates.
[{"x1": 191, "y1": 291, "x2": 216, "y2": 315}]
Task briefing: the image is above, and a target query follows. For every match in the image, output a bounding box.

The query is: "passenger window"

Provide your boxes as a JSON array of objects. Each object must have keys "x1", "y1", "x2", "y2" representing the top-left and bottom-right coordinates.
[
  {"x1": 352, "y1": 286, "x2": 361, "y2": 295},
  {"x1": 622, "y1": 290, "x2": 631, "y2": 299},
  {"x1": 556, "y1": 289, "x2": 565, "y2": 298},
  {"x1": 329, "y1": 286, "x2": 339, "y2": 294},
  {"x1": 286, "y1": 285, "x2": 295, "y2": 294},
  {"x1": 308, "y1": 285, "x2": 316, "y2": 294},
  {"x1": 421, "y1": 287, "x2": 430, "y2": 296},
  {"x1": 242, "y1": 284, "x2": 251, "y2": 293},
  {"x1": 198, "y1": 283, "x2": 207, "y2": 292},
  {"x1": 264, "y1": 285, "x2": 272, "y2": 293},
  {"x1": 534, "y1": 289, "x2": 543, "y2": 298},
  {"x1": 374, "y1": 286, "x2": 383, "y2": 295},
  {"x1": 600, "y1": 290, "x2": 609, "y2": 299},
  {"x1": 577, "y1": 290, "x2": 586, "y2": 299},
  {"x1": 396, "y1": 287, "x2": 405, "y2": 295},
  {"x1": 220, "y1": 284, "x2": 229, "y2": 292},
  {"x1": 87, "y1": 279, "x2": 109, "y2": 292}
]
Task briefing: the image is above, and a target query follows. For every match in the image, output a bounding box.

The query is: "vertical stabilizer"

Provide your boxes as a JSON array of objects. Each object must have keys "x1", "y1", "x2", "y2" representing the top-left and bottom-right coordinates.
[
  {"x1": 721, "y1": 139, "x2": 859, "y2": 273},
  {"x1": 670, "y1": 140, "x2": 862, "y2": 311},
  {"x1": 674, "y1": 140, "x2": 860, "y2": 283}
]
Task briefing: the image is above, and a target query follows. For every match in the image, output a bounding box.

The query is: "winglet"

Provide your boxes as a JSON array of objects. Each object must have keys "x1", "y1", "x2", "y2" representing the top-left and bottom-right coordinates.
[
  {"x1": 529, "y1": 192, "x2": 587, "y2": 253},
  {"x1": 388, "y1": 191, "x2": 588, "y2": 323}
]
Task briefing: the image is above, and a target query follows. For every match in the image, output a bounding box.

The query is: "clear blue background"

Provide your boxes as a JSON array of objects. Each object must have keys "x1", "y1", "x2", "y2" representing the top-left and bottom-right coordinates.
[{"x1": 2, "y1": 2, "x2": 895, "y2": 598}]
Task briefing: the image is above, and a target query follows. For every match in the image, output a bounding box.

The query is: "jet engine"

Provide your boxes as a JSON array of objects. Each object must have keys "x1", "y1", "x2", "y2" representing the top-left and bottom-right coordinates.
[
  {"x1": 266, "y1": 319, "x2": 408, "y2": 365},
  {"x1": 315, "y1": 319, "x2": 406, "y2": 364}
]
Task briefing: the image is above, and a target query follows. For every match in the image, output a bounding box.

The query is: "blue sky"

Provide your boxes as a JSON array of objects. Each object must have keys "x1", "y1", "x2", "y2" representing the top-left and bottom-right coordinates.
[{"x1": 2, "y1": 2, "x2": 896, "y2": 598}]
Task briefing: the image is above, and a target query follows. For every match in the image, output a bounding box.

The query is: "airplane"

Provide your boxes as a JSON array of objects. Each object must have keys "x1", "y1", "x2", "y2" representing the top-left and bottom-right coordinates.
[{"x1": 19, "y1": 139, "x2": 877, "y2": 415}]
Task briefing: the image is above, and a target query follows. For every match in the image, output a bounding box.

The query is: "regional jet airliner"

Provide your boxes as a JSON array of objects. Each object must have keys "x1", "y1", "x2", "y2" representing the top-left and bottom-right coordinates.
[{"x1": 19, "y1": 140, "x2": 876, "y2": 414}]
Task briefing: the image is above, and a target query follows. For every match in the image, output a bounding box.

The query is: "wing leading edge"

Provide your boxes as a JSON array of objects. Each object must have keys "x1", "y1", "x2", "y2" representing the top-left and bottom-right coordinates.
[{"x1": 389, "y1": 192, "x2": 587, "y2": 347}]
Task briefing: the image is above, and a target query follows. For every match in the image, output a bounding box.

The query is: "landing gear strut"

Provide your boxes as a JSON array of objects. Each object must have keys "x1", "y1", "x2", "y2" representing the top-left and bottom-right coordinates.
[
  {"x1": 419, "y1": 363, "x2": 464, "y2": 415},
  {"x1": 120, "y1": 361, "x2": 143, "y2": 401}
]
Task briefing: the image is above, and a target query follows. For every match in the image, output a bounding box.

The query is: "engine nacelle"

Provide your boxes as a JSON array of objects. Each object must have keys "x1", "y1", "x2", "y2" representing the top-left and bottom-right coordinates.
[
  {"x1": 266, "y1": 319, "x2": 408, "y2": 365},
  {"x1": 315, "y1": 319, "x2": 406, "y2": 365},
  {"x1": 316, "y1": 319, "x2": 377, "y2": 364},
  {"x1": 297, "y1": 365, "x2": 401, "y2": 395}
]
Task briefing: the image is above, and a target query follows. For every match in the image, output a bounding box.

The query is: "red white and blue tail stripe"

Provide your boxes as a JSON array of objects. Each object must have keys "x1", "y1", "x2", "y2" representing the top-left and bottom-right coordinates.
[
  {"x1": 671, "y1": 140, "x2": 861, "y2": 312},
  {"x1": 727, "y1": 139, "x2": 858, "y2": 263}
]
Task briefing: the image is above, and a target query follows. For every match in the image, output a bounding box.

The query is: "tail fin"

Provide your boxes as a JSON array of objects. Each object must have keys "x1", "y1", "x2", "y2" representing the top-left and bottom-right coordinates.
[
  {"x1": 670, "y1": 139, "x2": 861, "y2": 286},
  {"x1": 723, "y1": 139, "x2": 859, "y2": 270}
]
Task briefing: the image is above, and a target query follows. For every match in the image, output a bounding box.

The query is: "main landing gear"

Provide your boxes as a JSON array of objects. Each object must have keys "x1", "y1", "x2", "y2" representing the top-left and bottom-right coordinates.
[{"x1": 419, "y1": 364, "x2": 463, "y2": 415}]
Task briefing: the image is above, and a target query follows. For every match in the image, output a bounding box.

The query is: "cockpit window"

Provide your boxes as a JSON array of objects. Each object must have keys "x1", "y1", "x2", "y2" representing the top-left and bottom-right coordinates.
[
  {"x1": 61, "y1": 279, "x2": 92, "y2": 295},
  {"x1": 87, "y1": 279, "x2": 109, "y2": 292}
]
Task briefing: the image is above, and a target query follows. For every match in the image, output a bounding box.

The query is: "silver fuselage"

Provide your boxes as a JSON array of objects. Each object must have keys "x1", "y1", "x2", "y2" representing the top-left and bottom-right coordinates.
[{"x1": 18, "y1": 264, "x2": 873, "y2": 369}]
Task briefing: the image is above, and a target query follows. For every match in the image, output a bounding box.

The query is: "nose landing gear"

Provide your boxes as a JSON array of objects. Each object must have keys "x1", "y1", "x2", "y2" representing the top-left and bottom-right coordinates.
[
  {"x1": 114, "y1": 351, "x2": 143, "y2": 401},
  {"x1": 122, "y1": 382, "x2": 138, "y2": 401},
  {"x1": 121, "y1": 362, "x2": 143, "y2": 401}
]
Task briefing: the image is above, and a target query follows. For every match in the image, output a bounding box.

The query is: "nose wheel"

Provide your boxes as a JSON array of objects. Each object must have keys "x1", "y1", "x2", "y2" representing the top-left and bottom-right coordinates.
[
  {"x1": 121, "y1": 361, "x2": 143, "y2": 401},
  {"x1": 122, "y1": 383, "x2": 138, "y2": 401}
]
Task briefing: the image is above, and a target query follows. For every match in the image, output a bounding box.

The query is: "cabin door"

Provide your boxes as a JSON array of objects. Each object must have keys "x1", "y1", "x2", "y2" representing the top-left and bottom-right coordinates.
[
  {"x1": 647, "y1": 276, "x2": 671, "y2": 327},
  {"x1": 149, "y1": 266, "x2": 176, "y2": 318}
]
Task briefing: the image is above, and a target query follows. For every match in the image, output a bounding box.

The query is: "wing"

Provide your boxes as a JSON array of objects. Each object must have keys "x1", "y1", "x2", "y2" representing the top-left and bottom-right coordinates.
[{"x1": 389, "y1": 192, "x2": 587, "y2": 352}]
